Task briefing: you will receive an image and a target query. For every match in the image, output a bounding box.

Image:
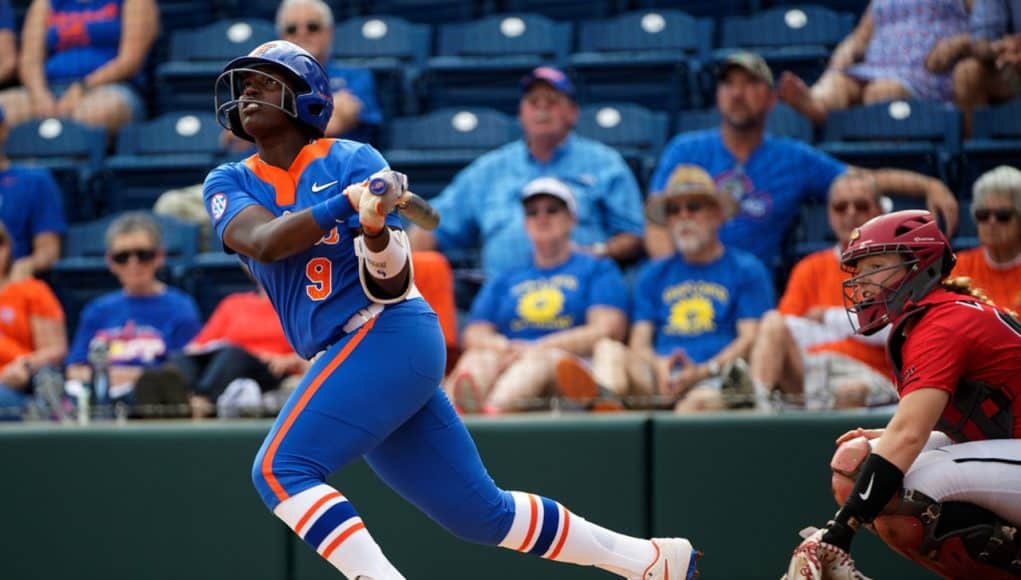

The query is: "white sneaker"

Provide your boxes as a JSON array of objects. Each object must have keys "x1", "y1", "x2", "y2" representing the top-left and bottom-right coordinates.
[{"x1": 633, "y1": 538, "x2": 700, "y2": 579}]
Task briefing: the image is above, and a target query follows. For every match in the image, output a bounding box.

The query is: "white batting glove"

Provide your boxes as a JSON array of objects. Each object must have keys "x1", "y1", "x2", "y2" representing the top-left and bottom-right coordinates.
[{"x1": 782, "y1": 527, "x2": 871, "y2": 580}]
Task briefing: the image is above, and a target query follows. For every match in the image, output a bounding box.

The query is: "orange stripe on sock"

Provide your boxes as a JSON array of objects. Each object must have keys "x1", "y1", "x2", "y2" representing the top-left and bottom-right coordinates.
[
  {"x1": 515, "y1": 494, "x2": 539, "y2": 552},
  {"x1": 321, "y1": 521, "x2": 367, "y2": 559},
  {"x1": 295, "y1": 491, "x2": 343, "y2": 536},
  {"x1": 261, "y1": 319, "x2": 377, "y2": 502},
  {"x1": 547, "y1": 507, "x2": 570, "y2": 560}
]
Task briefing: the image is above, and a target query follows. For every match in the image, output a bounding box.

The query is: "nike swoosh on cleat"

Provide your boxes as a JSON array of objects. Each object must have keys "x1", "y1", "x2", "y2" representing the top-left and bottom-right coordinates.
[
  {"x1": 859, "y1": 473, "x2": 875, "y2": 501},
  {"x1": 311, "y1": 180, "x2": 338, "y2": 193}
]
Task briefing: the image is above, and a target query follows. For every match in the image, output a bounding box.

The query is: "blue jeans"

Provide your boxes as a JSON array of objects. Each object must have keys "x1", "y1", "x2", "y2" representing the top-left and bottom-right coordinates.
[{"x1": 0, "y1": 384, "x2": 29, "y2": 421}]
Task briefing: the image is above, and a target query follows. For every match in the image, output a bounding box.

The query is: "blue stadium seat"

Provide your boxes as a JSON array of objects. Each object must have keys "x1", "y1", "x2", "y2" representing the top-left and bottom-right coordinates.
[
  {"x1": 331, "y1": 16, "x2": 432, "y2": 121},
  {"x1": 716, "y1": 5, "x2": 855, "y2": 86},
  {"x1": 953, "y1": 198, "x2": 978, "y2": 250},
  {"x1": 961, "y1": 98, "x2": 1021, "y2": 198},
  {"x1": 502, "y1": 0, "x2": 623, "y2": 21},
  {"x1": 184, "y1": 251, "x2": 254, "y2": 320},
  {"x1": 818, "y1": 100, "x2": 960, "y2": 180},
  {"x1": 103, "y1": 112, "x2": 224, "y2": 213},
  {"x1": 632, "y1": 0, "x2": 755, "y2": 19},
  {"x1": 568, "y1": 10, "x2": 712, "y2": 112},
  {"x1": 760, "y1": 0, "x2": 869, "y2": 15},
  {"x1": 4, "y1": 118, "x2": 107, "y2": 222},
  {"x1": 419, "y1": 13, "x2": 572, "y2": 113},
  {"x1": 384, "y1": 107, "x2": 521, "y2": 199},
  {"x1": 356, "y1": 0, "x2": 479, "y2": 24},
  {"x1": 48, "y1": 214, "x2": 200, "y2": 337},
  {"x1": 575, "y1": 103, "x2": 669, "y2": 190},
  {"x1": 674, "y1": 103, "x2": 814, "y2": 142},
  {"x1": 155, "y1": 19, "x2": 277, "y2": 113}
]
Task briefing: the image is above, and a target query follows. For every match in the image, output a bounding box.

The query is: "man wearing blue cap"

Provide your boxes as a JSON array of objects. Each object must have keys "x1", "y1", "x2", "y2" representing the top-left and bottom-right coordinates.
[
  {"x1": 410, "y1": 66, "x2": 645, "y2": 277},
  {"x1": 0, "y1": 105, "x2": 67, "y2": 278}
]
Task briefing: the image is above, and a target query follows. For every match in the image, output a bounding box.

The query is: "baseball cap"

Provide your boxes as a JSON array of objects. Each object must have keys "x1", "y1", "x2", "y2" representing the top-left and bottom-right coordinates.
[
  {"x1": 521, "y1": 176, "x2": 577, "y2": 215},
  {"x1": 716, "y1": 50, "x2": 774, "y2": 87},
  {"x1": 646, "y1": 165, "x2": 737, "y2": 224},
  {"x1": 520, "y1": 66, "x2": 575, "y2": 99}
]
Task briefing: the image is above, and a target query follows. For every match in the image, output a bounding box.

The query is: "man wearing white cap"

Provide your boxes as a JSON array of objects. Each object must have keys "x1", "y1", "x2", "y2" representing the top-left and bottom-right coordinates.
[{"x1": 445, "y1": 176, "x2": 630, "y2": 414}]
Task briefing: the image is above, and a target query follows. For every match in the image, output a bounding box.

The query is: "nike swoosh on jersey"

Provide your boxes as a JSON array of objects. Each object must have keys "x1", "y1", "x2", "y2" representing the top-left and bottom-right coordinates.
[
  {"x1": 858, "y1": 473, "x2": 875, "y2": 501},
  {"x1": 311, "y1": 180, "x2": 339, "y2": 193}
]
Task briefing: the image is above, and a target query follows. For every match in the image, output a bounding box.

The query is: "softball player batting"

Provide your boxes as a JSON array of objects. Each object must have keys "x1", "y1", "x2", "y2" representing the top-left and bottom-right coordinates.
[
  {"x1": 203, "y1": 40, "x2": 699, "y2": 580},
  {"x1": 784, "y1": 210, "x2": 1021, "y2": 579}
]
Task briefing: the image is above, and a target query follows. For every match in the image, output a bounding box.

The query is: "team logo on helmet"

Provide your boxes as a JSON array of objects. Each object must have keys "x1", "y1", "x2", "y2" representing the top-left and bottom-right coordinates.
[
  {"x1": 210, "y1": 193, "x2": 228, "y2": 221},
  {"x1": 250, "y1": 42, "x2": 277, "y2": 57},
  {"x1": 850, "y1": 228, "x2": 860, "y2": 242}
]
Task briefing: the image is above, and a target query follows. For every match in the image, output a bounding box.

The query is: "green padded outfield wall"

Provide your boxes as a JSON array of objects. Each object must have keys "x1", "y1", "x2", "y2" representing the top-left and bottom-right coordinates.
[{"x1": 0, "y1": 413, "x2": 939, "y2": 580}]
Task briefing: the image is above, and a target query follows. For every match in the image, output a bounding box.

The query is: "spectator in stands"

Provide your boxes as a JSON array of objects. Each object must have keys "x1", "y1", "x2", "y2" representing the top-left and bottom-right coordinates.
[
  {"x1": 747, "y1": 172, "x2": 897, "y2": 411},
  {"x1": 0, "y1": 221, "x2": 67, "y2": 418},
  {"x1": 156, "y1": 283, "x2": 309, "y2": 418},
  {"x1": 409, "y1": 66, "x2": 645, "y2": 277},
  {"x1": 0, "y1": 105, "x2": 66, "y2": 278},
  {"x1": 953, "y1": 165, "x2": 1021, "y2": 310},
  {"x1": 0, "y1": 0, "x2": 16, "y2": 88},
  {"x1": 558, "y1": 166, "x2": 773, "y2": 413},
  {"x1": 646, "y1": 51, "x2": 959, "y2": 273},
  {"x1": 64, "y1": 212, "x2": 201, "y2": 408},
  {"x1": 778, "y1": 0, "x2": 972, "y2": 125},
  {"x1": 941, "y1": 0, "x2": 1021, "y2": 135},
  {"x1": 221, "y1": 0, "x2": 383, "y2": 153},
  {"x1": 0, "y1": 0, "x2": 158, "y2": 131},
  {"x1": 444, "y1": 177, "x2": 629, "y2": 414}
]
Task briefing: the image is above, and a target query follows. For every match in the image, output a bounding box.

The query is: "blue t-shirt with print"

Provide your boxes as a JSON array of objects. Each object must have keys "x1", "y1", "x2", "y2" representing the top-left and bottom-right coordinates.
[
  {"x1": 633, "y1": 248, "x2": 774, "y2": 361},
  {"x1": 67, "y1": 288, "x2": 202, "y2": 366},
  {"x1": 0, "y1": 165, "x2": 68, "y2": 260},
  {"x1": 45, "y1": 0, "x2": 124, "y2": 82},
  {"x1": 650, "y1": 129, "x2": 846, "y2": 268},
  {"x1": 468, "y1": 252, "x2": 629, "y2": 341},
  {"x1": 432, "y1": 133, "x2": 645, "y2": 277}
]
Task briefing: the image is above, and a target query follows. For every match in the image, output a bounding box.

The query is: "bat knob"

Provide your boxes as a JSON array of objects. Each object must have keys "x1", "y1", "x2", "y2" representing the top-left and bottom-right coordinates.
[{"x1": 368, "y1": 177, "x2": 389, "y2": 196}]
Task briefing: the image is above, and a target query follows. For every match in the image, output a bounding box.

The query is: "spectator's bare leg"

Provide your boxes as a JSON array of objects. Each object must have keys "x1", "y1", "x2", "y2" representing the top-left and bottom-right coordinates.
[
  {"x1": 72, "y1": 86, "x2": 135, "y2": 132},
  {"x1": 953, "y1": 58, "x2": 1015, "y2": 137},
  {"x1": 0, "y1": 87, "x2": 34, "y2": 126},
  {"x1": 673, "y1": 385, "x2": 725, "y2": 414},
  {"x1": 833, "y1": 381, "x2": 871, "y2": 409},
  {"x1": 861, "y1": 78, "x2": 912, "y2": 104},
  {"x1": 749, "y1": 311, "x2": 805, "y2": 401},
  {"x1": 591, "y1": 338, "x2": 630, "y2": 397},
  {"x1": 778, "y1": 70, "x2": 862, "y2": 124},
  {"x1": 486, "y1": 347, "x2": 561, "y2": 412},
  {"x1": 443, "y1": 348, "x2": 503, "y2": 411}
]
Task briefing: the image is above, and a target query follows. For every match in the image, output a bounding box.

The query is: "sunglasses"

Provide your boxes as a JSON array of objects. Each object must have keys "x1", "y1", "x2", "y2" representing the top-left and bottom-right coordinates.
[
  {"x1": 974, "y1": 208, "x2": 1017, "y2": 223},
  {"x1": 830, "y1": 199, "x2": 874, "y2": 213},
  {"x1": 284, "y1": 21, "x2": 323, "y2": 35},
  {"x1": 525, "y1": 205, "x2": 566, "y2": 218},
  {"x1": 110, "y1": 248, "x2": 157, "y2": 265},
  {"x1": 665, "y1": 199, "x2": 708, "y2": 216}
]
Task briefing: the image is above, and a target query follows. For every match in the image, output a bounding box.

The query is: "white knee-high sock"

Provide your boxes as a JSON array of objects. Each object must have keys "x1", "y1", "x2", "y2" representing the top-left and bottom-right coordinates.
[
  {"x1": 273, "y1": 484, "x2": 405, "y2": 580},
  {"x1": 498, "y1": 491, "x2": 656, "y2": 578}
]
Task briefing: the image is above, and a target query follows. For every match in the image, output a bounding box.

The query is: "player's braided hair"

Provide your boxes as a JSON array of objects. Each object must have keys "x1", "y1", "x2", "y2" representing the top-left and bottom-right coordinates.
[{"x1": 940, "y1": 276, "x2": 1018, "y2": 317}]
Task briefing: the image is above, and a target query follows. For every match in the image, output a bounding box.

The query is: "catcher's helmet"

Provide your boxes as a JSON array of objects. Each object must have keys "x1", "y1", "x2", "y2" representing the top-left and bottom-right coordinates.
[
  {"x1": 840, "y1": 210, "x2": 955, "y2": 335},
  {"x1": 215, "y1": 40, "x2": 333, "y2": 142}
]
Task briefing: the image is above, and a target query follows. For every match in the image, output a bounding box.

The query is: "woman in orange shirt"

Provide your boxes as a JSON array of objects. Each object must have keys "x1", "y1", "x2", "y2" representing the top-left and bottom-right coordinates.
[
  {"x1": 0, "y1": 222, "x2": 67, "y2": 418},
  {"x1": 954, "y1": 165, "x2": 1021, "y2": 310}
]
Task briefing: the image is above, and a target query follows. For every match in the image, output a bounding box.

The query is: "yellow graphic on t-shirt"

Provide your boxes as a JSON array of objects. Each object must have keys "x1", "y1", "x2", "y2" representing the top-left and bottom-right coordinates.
[
  {"x1": 513, "y1": 286, "x2": 572, "y2": 331},
  {"x1": 661, "y1": 281, "x2": 728, "y2": 335}
]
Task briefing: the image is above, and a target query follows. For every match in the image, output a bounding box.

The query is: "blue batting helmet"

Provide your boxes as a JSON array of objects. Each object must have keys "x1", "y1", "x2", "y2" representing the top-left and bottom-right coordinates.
[{"x1": 215, "y1": 40, "x2": 334, "y2": 142}]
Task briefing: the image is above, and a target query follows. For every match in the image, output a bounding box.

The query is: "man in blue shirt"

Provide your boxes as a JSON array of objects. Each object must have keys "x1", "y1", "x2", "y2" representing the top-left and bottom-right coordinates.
[
  {"x1": 648, "y1": 51, "x2": 959, "y2": 273},
  {"x1": 0, "y1": 105, "x2": 67, "y2": 278},
  {"x1": 410, "y1": 66, "x2": 646, "y2": 277}
]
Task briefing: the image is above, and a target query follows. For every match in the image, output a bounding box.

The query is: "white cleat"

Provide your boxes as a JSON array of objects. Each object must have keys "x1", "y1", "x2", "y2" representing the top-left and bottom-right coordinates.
[{"x1": 633, "y1": 538, "x2": 700, "y2": 580}]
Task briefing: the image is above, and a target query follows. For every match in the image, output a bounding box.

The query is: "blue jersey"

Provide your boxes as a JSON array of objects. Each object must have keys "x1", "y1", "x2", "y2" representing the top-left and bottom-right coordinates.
[
  {"x1": 650, "y1": 129, "x2": 846, "y2": 267},
  {"x1": 0, "y1": 165, "x2": 67, "y2": 260},
  {"x1": 203, "y1": 139, "x2": 403, "y2": 359},
  {"x1": 633, "y1": 248, "x2": 774, "y2": 361},
  {"x1": 468, "y1": 252, "x2": 629, "y2": 341},
  {"x1": 67, "y1": 288, "x2": 202, "y2": 366}
]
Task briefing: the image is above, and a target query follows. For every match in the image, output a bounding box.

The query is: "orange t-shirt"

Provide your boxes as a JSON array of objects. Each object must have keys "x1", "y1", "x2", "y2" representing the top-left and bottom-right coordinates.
[
  {"x1": 952, "y1": 248, "x2": 1021, "y2": 311},
  {"x1": 0, "y1": 278, "x2": 65, "y2": 370},
  {"x1": 779, "y1": 248, "x2": 890, "y2": 377},
  {"x1": 412, "y1": 250, "x2": 457, "y2": 350},
  {"x1": 190, "y1": 291, "x2": 293, "y2": 355}
]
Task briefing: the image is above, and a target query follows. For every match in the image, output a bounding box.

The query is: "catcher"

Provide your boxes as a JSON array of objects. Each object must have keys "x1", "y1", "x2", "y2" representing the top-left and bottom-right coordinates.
[{"x1": 784, "y1": 210, "x2": 1021, "y2": 580}]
